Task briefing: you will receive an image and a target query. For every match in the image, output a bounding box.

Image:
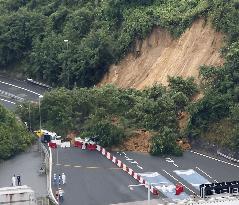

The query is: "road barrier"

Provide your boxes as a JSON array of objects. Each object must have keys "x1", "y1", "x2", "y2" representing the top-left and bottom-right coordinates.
[
  {"x1": 40, "y1": 143, "x2": 58, "y2": 205},
  {"x1": 0, "y1": 89, "x2": 24, "y2": 102},
  {"x1": 96, "y1": 145, "x2": 159, "y2": 195},
  {"x1": 217, "y1": 150, "x2": 239, "y2": 163},
  {"x1": 27, "y1": 78, "x2": 52, "y2": 89}
]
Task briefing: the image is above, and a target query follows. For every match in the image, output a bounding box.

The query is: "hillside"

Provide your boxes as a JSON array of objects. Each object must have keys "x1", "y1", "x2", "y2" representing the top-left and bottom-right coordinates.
[
  {"x1": 2, "y1": 0, "x2": 239, "y2": 156},
  {"x1": 100, "y1": 19, "x2": 224, "y2": 89}
]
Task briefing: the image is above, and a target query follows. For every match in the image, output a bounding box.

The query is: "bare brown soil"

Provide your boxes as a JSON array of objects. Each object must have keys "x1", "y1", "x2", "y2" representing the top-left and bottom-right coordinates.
[
  {"x1": 118, "y1": 130, "x2": 152, "y2": 152},
  {"x1": 100, "y1": 19, "x2": 224, "y2": 89}
]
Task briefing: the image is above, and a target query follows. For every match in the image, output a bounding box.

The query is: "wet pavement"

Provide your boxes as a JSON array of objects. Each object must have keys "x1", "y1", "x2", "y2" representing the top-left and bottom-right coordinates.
[{"x1": 0, "y1": 145, "x2": 47, "y2": 197}]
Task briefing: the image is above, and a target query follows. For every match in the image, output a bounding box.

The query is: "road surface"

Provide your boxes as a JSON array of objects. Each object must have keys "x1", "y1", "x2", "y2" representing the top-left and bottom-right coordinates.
[
  {"x1": 1, "y1": 75, "x2": 238, "y2": 204},
  {"x1": 0, "y1": 145, "x2": 47, "y2": 197},
  {"x1": 51, "y1": 148, "x2": 160, "y2": 205}
]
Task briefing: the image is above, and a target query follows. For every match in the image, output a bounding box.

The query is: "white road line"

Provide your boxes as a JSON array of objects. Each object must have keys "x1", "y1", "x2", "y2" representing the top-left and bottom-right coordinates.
[
  {"x1": 190, "y1": 150, "x2": 239, "y2": 168},
  {"x1": 165, "y1": 158, "x2": 179, "y2": 167},
  {"x1": 196, "y1": 167, "x2": 212, "y2": 179},
  {"x1": 214, "y1": 180, "x2": 219, "y2": 183},
  {"x1": 162, "y1": 169, "x2": 198, "y2": 196},
  {"x1": 0, "y1": 80, "x2": 41, "y2": 96},
  {"x1": 0, "y1": 98, "x2": 16, "y2": 104},
  {"x1": 137, "y1": 165, "x2": 143, "y2": 170}
]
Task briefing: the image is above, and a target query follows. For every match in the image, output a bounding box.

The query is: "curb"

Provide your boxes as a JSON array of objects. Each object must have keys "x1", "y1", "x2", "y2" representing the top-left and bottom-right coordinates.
[
  {"x1": 48, "y1": 147, "x2": 59, "y2": 204},
  {"x1": 27, "y1": 78, "x2": 52, "y2": 89},
  {"x1": 96, "y1": 145, "x2": 159, "y2": 195}
]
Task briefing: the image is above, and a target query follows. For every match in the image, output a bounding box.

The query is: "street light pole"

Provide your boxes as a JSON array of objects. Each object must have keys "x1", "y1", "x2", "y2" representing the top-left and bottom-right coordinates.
[
  {"x1": 28, "y1": 102, "x2": 31, "y2": 132},
  {"x1": 38, "y1": 95, "x2": 43, "y2": 130},
  {"x1": 64, "y1": 39, "x2": 69, "y2": 88}
]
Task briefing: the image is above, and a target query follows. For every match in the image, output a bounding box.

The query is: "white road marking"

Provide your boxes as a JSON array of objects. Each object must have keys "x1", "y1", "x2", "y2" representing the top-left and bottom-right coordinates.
[
  {"x1": 130, "y1": 161, "x2": 138, "y2": 164},
  {"x1": 137, "y1": 165, "x2": 143, "y2": 170},
  {"x1": 165, "y1": 158, "x2": 179, "y2": 167},
  {"x1": 0, "y1": 98, "x2": 16, "y2": 104},
  {"x1": 196, "y1": 166, "x2": 212, "y2": 179},
  {"x1": 0, "y1": 80, "x2": 41, "y2": 96},
  {"x1": 214, "y1": 180, "x2": 219, "y2": 183},
  {"x1": 163, "y1": 169, "x2": 198, "y2": 196},
  {"x1": 190, "y1": 150, "x2": 239, "y2": 168}
]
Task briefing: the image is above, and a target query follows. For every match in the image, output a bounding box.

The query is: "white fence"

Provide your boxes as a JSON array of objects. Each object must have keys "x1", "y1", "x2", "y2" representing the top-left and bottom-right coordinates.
[{"x1": 40, "y1": 143, "x2": 58, "y2": 205}]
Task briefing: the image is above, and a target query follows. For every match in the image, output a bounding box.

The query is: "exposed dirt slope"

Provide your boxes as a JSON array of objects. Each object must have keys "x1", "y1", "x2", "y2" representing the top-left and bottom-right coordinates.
[
  {"x1": 118, "y1": 130, "x2": 152, "y2": 152},
  {"x1": 100, "y1": 19, "x2": 224, "y2": 89}
]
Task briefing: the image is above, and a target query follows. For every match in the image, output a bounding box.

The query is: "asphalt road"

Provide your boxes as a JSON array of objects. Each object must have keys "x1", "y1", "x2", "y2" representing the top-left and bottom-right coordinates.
[
  {"x1": 114, "y1": 151, "x2": 239, "y2": 196},
  {"x1": 0, "y1": 74, "x2": 47, "y2": 109},
  {"x1": 51, "y1": 148, "x2": 160, "y2": 205},
  {"x1": 1, "y1": 75, "x2": 238, "y2": 204}
]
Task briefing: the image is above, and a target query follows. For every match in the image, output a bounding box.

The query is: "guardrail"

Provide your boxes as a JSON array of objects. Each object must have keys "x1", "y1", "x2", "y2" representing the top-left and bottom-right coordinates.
[
  {"x1": 40, "y1": 143, "x2": 58, "y2": 205},
  {"x1": 217, "y1": 150, "x2": 239, "y2": 163},
  {"x1": 0, "y1": 89, "x2": 24, "y2": 102},
  {"x1": 27, "y1": 78, "x2": 52, "y2": 89}
]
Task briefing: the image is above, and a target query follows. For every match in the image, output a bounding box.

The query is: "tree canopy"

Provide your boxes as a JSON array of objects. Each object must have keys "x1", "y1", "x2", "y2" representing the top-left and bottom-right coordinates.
[{"x1": 0, "y1": 104, "x2": 33, "y2": 160}]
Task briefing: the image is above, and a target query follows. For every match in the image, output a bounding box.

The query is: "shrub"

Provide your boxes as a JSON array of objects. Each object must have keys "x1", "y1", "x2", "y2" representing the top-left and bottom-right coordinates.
[{"x1": 149, "y1": 127, "x2": 183, "y2": 156}]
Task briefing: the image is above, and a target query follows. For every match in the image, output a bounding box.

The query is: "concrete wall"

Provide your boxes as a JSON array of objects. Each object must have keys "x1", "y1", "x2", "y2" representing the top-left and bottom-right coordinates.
[{"x1": 0, "y1": 185, "x2": 36, "y2": 205}]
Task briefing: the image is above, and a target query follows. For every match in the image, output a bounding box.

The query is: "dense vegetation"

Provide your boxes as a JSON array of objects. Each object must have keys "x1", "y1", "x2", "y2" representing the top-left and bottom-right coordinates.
[
  {"x1": 16, "y1": 76, "x2": 198, "y2": 155},
  {"x1": 0, "y1": 0, "x2": 239, "y2": 156},
  {"x1": 0, "y1": 0, "x2": 209, "y2": 87},
  {"x1": 0, "y1": 104, "x2": 33, "y2": 160},
  {"x1": 187, "y1": 1, "x2": 239, "y2": 156}
]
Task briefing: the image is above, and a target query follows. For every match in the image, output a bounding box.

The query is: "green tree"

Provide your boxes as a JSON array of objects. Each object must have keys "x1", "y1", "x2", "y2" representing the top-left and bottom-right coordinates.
[
  {"x1": 150, "y1": 126, "x2": 182, "y2": 156},
  {"x1": 0, "y1": 104, "x2": 33, "y2": 160},
  {"x1": 0, "y1": 9, "x2": 46, "y2": 68}
]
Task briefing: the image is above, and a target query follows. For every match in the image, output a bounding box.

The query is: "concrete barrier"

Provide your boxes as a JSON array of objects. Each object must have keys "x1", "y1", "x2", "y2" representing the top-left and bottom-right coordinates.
[{"x1": 40, "y1": 143, "x2": 58, "y2": 205}]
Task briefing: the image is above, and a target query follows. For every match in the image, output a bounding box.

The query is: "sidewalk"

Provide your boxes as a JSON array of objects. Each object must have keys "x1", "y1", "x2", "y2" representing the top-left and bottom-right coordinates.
[{"x1": 0, "y1": 145, "x2": 47, "y2": 196}]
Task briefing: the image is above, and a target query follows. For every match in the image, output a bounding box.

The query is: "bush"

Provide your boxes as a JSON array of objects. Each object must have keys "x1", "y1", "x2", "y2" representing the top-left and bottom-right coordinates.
[
  {"x1": 88, "y1": 120, "x2": 125, "y2": 148},
  {"x1": 168, "y1": 76, "x2": 198, "y2": 98},
  {"x1": 149, "y1": 127, "x2": 183, "y2": 156},
  {"x1": 0, "y1": 104, "x2": 34, "y2": 160}
]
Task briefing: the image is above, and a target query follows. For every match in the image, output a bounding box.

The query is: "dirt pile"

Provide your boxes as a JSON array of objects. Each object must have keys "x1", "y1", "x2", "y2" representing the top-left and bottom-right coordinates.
[
  {"x1": 100, "y1": 19, "x2": 224, "y2": 89},
  {"x1": 118, "y1": 130, "x2": 152, "y2": 152}
]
